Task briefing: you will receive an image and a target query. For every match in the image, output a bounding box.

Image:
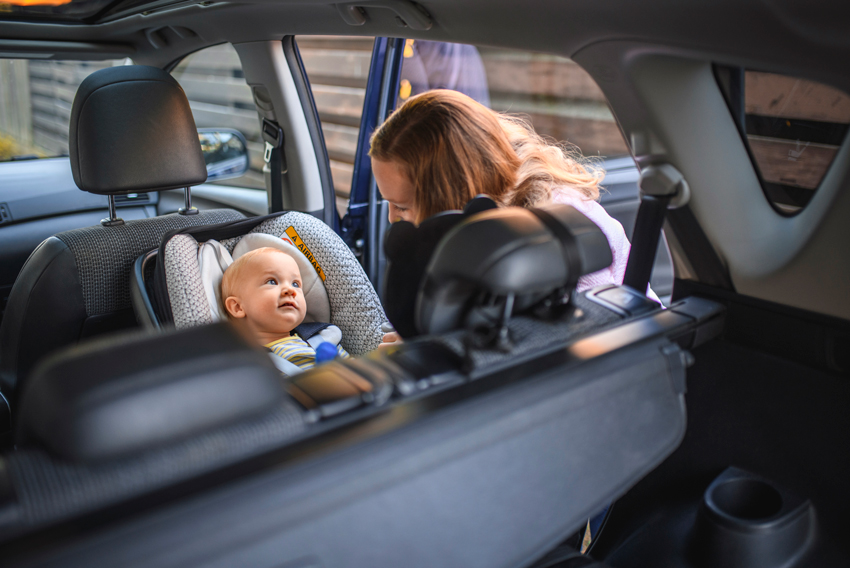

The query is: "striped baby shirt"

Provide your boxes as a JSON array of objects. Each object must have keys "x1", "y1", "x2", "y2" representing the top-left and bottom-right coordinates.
[{"x1": 266, "y1": 334, "x2": 350, "y2": 371}]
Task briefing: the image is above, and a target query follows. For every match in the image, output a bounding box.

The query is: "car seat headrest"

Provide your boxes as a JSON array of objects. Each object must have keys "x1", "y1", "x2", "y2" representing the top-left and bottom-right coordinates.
[
  {"x1": 383, "y1": 196, "x2": 498, "y2": 338},
  {"x1": 69, "y1": 65, "x2": 207, "y2": 195},
  {"x1": 416, "y1": 204, "x2": 613, "y2": 335},
  {"x1": 199, "y1": 233, "x2": 331, "y2": 324},
  {"x1": 16, "y1": 322, "x2": 284, "y2": 462}
]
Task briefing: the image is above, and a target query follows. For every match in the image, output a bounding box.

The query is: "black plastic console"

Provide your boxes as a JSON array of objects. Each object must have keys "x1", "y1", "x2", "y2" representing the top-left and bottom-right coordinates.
[{"x1": 0, "y1": 291, "x2": 725, "y2": 568}]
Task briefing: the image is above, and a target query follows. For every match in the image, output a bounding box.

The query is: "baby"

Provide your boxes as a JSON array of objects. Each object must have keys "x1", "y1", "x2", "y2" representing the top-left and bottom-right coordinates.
[{"x1": 221, "y1": 247, "x2": 349, "y2": 372}]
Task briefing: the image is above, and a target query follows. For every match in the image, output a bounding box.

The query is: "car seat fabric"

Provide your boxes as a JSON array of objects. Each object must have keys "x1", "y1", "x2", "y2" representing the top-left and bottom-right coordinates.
[
  {"x1": 162, "y1": 211, "x2": 387, "y2": 356},
  {"x1": 0, "y1": 209, "x2": 245, "y2": 395},
  {"x1": 58, "y1": 210, "x2": 244, "y2": 317}
]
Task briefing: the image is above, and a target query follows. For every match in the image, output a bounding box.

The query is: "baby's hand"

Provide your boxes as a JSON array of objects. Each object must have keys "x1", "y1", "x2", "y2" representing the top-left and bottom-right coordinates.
[{"x1": 379, "y1": 331, "x2": 403, "y2": 349}]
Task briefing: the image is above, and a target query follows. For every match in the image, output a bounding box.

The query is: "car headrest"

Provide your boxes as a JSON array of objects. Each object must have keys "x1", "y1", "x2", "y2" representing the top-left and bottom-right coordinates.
[
  {"x1": 383, "y1": 196, "x2": 498, "y2": 338},
  {"x1": 416, "y1": 204, "x2": 614, "y2": 335},
  {"x1": 69, "y1": 65, "x2": 207, "y2": 195},
  {"x1": 16, "y1": 323, "x2": 284, "y2": 462}
]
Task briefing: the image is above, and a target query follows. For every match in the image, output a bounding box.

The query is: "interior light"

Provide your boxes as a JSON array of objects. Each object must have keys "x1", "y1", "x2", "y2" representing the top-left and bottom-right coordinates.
[{"x1": 4, "y1": 0, "x2": 73, "y2": 5}]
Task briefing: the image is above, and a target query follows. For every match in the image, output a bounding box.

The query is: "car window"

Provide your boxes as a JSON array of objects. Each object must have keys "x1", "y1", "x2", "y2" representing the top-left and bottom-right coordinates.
[
  {"x1": 398, "y1": 41, "x2": 630, "y2": 159},
  {"x1": 296, "y1": 37, "x2": 630, "y2": 217},
  {"x1": 0, "y1": 58, "x2": 132, "y2": 163},
  {"x1": 170, "y1": 43, "x2": 264, "y2": 191},
  {"x1": 296, "y1": 35, "x2": 374, "y2": 217},
  {"x1": 717, "y1": 67, "x2": 850, "y2": 214}
]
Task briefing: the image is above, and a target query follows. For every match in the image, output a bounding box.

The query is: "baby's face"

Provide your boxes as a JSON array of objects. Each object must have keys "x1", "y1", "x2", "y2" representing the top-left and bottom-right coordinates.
[{"x1": 231, "y1": 251, "x2": 307, "y2": 336}]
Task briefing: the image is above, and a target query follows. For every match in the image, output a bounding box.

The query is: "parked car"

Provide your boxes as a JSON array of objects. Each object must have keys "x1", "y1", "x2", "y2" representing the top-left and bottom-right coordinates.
[{"x1": 0, "y1": 0, "x2": 848, "y2": 567}]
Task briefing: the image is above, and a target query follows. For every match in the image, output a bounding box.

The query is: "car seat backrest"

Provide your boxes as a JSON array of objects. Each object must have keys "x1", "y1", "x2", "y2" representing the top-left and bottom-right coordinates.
[
  {"x1": 160, "y1": 212, "x2": 387, "y2": 356},
  {"x1": 416, "y1": 204, "x2": 614, "y2": 335},
  {"x1": 382, "y1": 196, "x2": 499, "y2": 339},
  {"x1": 0, "y1": 65, "x2": 245, "y2": 399}
]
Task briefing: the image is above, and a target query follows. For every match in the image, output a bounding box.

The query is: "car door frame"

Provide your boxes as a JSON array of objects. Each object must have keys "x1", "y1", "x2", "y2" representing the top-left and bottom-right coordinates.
[{"x1": 341, "y1": 37, "x2": 404, "y2": 289}]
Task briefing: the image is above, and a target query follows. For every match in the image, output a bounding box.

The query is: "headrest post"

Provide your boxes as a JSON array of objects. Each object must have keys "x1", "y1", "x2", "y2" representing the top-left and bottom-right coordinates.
[
  {"x1": 495, "y1": 292, "x2": 515, "y2": 351},
  {"x1": 100, "y1": 195, "x2": 125, "y2": 227},
  {"x1": 179, "y1": 187, "x2": 199, "y2": 216}
]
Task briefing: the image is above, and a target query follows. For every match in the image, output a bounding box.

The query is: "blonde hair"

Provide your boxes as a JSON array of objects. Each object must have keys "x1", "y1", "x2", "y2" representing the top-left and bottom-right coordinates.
[
  {"x1": 370, "y1": 89, "x2": 602, "y2": 223},
  {"x1": 220, "y1": 247, "x2": 292, "y2": 318},
  {"x1": 497, "y1": 114, "x2": 602, "y2": 204}
]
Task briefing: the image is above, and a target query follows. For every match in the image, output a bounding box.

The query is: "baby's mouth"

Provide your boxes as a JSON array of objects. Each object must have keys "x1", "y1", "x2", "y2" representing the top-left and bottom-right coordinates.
[{"x1": 279, "y1": 300, "x2": 297, "y2": 309}]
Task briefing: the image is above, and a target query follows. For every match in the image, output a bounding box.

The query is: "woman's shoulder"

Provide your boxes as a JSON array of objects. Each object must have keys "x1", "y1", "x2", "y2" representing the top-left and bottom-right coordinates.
[
  {"x1": 548, "y1": 185, "x2": 630, "y2": 253},
  {"x1": 549, "y1": 188, "x2": 620, "y2": 229}
]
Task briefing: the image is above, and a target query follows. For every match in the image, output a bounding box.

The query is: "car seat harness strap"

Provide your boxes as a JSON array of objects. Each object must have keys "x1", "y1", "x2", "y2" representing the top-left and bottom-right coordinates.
[
  {"x1": 529, "y1": 207, "x2": 583, "y2": 292},
  {"x1": 528, "y1": 207, "x2": 583, "y2": 320}
]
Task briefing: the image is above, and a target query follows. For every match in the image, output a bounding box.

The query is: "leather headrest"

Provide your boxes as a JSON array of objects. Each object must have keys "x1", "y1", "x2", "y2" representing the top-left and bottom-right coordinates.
[
  {"x1": 383, "y1": 196, "x2": 498, "y2": 338},
  {"x1": 16, "y1": 323, "x2": 284, "y2": 462},
  {"x1": 69, "y1": 65, "x2": 207, "y2": 195},
  {"x1": 415, "y1": 204, "x2": 613, "y2": 335}
]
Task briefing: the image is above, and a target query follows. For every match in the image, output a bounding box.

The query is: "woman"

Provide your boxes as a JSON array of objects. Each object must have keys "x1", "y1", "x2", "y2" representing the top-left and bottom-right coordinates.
[{"x1": 370, "y1": 89, "x2": 641, "y2": 343}]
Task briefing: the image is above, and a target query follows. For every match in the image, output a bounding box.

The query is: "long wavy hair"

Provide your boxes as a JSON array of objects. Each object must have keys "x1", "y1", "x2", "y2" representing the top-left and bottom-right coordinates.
[{"x1": 369, "y1": 89, "x2": 602, "y2": 223}]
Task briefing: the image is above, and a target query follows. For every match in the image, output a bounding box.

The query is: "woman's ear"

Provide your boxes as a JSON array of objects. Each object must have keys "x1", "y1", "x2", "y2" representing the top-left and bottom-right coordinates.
[{"x1": 224, "y1": 296, "x2": 246, "y2": 319}]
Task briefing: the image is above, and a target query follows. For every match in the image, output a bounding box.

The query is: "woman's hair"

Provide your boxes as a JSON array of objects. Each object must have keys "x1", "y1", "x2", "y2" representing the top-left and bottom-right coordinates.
[{"x1": 369, "y1": 89, "x2": 602, "y2": 223}]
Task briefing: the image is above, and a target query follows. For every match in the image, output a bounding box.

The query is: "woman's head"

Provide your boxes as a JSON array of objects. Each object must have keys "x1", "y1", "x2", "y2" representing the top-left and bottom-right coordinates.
[
  {"x1": 370, "y1": 90, "x2": 519, "y2": 224},
  {"x1": 369, "y1": 89, "x2": 603, "y2": 224}
]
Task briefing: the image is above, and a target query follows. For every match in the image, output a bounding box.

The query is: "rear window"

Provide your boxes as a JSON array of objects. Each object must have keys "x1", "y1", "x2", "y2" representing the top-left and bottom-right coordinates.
[
  {"x1": 718, "y1": 67, "x2": 850, "y2": 214},
  {"x1": 0, "y1": 58, "x2": 132, "y2": 163},
  {"x1": 297, "y1": 37, "x2": 630, "y2": 216},
  {"x1": 398, "y1": 41, "x2": 629, "y2": 159}
]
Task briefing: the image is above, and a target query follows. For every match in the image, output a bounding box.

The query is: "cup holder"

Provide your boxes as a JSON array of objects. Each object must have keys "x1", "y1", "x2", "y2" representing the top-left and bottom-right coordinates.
[
  {"x1": 690, "y1": 467, "x2": 813, "y2": 568},
  {"x1": 710, "y1": 478, "x2": 783, "y2": 521}
]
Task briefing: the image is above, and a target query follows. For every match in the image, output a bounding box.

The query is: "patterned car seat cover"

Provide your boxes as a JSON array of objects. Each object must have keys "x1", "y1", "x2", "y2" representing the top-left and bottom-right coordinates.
[{"x1": 162, "y1": 212, "x2": 387, "y2": 356}]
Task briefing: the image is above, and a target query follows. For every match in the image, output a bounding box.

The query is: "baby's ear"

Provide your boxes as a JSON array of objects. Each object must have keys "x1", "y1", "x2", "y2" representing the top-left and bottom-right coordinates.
[{"x1": 224, "y1": 296, "x2": 246, "y2": 319}]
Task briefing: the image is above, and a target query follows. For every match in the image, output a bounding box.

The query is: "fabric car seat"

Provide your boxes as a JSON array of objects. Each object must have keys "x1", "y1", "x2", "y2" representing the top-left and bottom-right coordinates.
[
  {"x1": 0, "y1": 65, "x2": 244, "y2": 399},
  {"x1": 134, "y1": 211, "x2": 388, "y2": 356}
]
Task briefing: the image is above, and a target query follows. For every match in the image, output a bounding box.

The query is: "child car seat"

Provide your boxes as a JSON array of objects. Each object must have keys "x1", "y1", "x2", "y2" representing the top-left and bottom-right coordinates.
[{"x1": 132, "y1": 211, "x2": 388, "y2": 356}]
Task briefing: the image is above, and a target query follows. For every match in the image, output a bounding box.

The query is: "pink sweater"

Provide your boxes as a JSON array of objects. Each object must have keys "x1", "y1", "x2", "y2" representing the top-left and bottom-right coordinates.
[{"x1": 550, "y1": 187, "x2": 660, "y2": 302}]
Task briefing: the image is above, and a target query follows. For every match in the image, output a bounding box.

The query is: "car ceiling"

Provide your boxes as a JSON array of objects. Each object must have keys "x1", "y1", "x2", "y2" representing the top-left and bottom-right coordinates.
[
  {"x1": 2, "y1": 0, "x2": 850, "y2": 321},
  {"x1": 0, "y1": 0, "x2": 846, "y2": 75}
]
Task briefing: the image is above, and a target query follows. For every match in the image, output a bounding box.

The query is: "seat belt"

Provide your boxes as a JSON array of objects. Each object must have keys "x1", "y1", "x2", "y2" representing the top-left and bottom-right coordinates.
[
  {"x1": 623, "y1": 163, "x2": 689, "y2": 295},
  {"x1": 262, "y1": 119, "x2": 287, "y2": 213}
]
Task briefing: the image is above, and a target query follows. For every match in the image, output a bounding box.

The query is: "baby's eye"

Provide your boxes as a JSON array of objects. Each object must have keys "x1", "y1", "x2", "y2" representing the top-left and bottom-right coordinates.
[
  {"x1": 266, "y1": 278, "x2": 278, "y2": 285},
  {"x1": 292, "y1": 281, "x2": 301, "y2": 288}
]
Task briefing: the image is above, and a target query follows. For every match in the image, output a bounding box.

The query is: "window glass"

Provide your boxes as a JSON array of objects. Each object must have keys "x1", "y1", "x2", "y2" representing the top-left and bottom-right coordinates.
[
  {"x1": 297, "y1": 35, "x2": 373, "y2": 216},
  {"x1": 0, "y1": 58, "x2": 131, "y2": 162},
  {"x1": 398, "y1": 41, "x2": 630, "y2": 158},
  {"x1": 735, "y1": 70, "x2": 850, "y2": 213},
  {"x1": 171, "y1": 44, "x2": 264, "y2": 190},
  {"x1": 297, "y1": 37, "x2": 629, "y2": 217}
]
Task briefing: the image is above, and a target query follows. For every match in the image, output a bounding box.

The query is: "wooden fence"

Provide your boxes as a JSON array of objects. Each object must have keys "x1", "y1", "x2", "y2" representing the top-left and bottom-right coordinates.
[
  {"x1": 0, "y1": 60, "x2": 34, "y2": 157},
  {"x1": 1, "y1": 39, "x2": 630, "y2": 216}
]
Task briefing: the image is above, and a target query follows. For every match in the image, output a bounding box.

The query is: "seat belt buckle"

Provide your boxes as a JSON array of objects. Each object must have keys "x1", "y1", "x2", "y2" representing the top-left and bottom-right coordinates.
[{"x1": 262, "y1": 119, "x2": 284, "y2": 164}]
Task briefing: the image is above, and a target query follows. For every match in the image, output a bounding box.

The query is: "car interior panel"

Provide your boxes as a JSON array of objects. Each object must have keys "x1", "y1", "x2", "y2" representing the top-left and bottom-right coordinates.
[{"x1": 1, "y1": 0, "x2": 849, "y2": 566}]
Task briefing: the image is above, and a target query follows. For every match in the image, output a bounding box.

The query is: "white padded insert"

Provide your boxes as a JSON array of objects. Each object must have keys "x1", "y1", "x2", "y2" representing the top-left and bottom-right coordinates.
[{"x1": 198, "y1": 233, "x2": 331, "y2": 323}]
